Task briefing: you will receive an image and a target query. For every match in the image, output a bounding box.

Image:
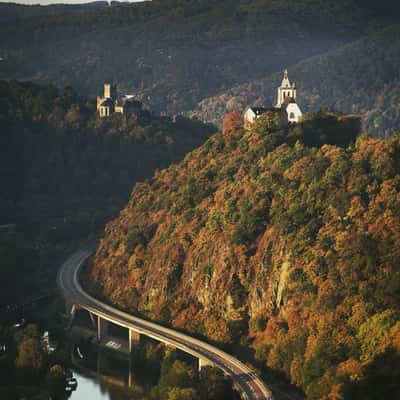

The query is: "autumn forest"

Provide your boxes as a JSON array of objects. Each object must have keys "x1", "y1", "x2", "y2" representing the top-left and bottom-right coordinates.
[
  {"x1": 91, "y1": 111, "x2": 400, "y2": 399},
  {"x1": 1, "y1": 1, "x2": 400, "y2": 400}
]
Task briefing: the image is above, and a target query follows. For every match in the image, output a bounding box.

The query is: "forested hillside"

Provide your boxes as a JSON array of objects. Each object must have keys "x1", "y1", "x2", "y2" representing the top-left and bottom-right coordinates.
[
  {"x1": 191, "y1": 25, "x2": 400, "y2": 136},
  {"x1": 1, "y1": 0, "x2": 399, "y2": 132},
  {"x1": 91, "y1": 112, "x2": 400, "y2": 399},
  {"x1": 1, "y1": 0, "x2": 400, "y2": 135},
  {"x1": 0, "y1": 80, "x2": 214, "y2": 306}
]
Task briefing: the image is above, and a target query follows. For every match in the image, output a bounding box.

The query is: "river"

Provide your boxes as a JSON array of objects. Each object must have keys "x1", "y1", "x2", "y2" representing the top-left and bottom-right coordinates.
[
  {"x1": 68, "y1": 344, "x2": 147, "y2": 400},
  {"x1": 68, "y1": 370, "x2": 143, "y2": 400},
  {"x1": 69, "y1": 371, "x2": 116, "y2": 400}
]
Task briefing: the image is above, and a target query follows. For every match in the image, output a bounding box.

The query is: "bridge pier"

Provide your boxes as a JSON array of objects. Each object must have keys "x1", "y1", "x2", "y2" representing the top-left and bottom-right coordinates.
[
  {"x1": 88, "y1": 312, "x2": 97, "y2": 329},
  {"x1": 97, "y1": 317, "x2": 108, "y2": 340},
  {"x1": 65, "y1": 301, "x2": 77, "y2": 329},
  {"x1": 65, "y1": 300, "x2": 76, "y2": 318},
  {"x1": 129, "y1": 329, "x2": 140, "y2": 353},
  {"x1": 198, "y1": 357, "x2": 214, "y2": 372},
  {"x1": 128, "y1": 358, "x2": 133, "y2": 387}
]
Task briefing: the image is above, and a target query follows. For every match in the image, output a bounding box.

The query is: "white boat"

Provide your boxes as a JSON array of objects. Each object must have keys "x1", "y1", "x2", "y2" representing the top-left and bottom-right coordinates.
[{"x1": 66, "y1": 378, "x2": 78, "y2": 389}]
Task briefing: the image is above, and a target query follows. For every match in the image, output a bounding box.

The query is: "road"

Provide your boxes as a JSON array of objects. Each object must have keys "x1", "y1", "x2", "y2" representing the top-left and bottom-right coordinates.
[{"x1": 57, "y1": 246, "x2": 274, "y2": 400}]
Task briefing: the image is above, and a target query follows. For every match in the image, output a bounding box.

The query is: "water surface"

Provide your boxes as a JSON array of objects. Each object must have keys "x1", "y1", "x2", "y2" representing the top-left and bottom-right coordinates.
[{"x1": 69, "y1": 346, "x2": 146, "y2": 400}]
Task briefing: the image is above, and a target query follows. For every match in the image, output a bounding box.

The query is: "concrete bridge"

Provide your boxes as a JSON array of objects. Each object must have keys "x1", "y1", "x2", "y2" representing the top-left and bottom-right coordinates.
[{"x1": 57, "y1": 246, "x2": 274, "y2": 400}]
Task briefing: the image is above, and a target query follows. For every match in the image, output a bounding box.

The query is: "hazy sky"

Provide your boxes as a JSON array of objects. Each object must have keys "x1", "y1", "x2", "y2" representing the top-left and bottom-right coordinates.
[{"x1": 0, "y1": 0, "x2": 144, "y2": 4}]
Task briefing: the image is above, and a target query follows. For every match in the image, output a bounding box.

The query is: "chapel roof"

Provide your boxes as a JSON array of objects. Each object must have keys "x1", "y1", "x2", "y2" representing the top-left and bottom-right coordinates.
[
  {"x1": 280, "y1": 69, "x2": 291, "y2": 88},
  {"x1": 281, "y1": 96, "x2": 297, "y2": 109},
  {"x1": 249, "y1": 106, "x2": 269, "y2": 115}
]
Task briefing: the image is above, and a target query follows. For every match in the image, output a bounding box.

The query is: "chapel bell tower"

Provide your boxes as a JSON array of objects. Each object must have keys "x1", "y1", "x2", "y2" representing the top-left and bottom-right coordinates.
[{"x1": 275, "y1": 69, "x2": 297, "y2": 108}]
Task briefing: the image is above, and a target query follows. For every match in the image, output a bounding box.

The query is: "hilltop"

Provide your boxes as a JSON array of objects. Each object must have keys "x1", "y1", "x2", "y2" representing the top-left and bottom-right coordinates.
[
  {"x1": 90, "y1": 112, "x2": 400, "y2": 399},
  {"x1": 191, "y1": 25, "x2": 400, "y2": 137},
  {"x1": 1, "y1": 0, "x2": 400, "y2": 134},
  {"x1": 0, "y1": 1, "x2": 109, "y2": 24},
  {"x1": 0, "y1": 80, "x2": 214, "y2": 306}
]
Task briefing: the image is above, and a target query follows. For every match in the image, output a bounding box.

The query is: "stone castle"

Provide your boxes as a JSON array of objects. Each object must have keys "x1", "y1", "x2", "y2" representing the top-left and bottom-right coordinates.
[
  {"x1": 244, "y1": 69, "x2": 303, "y2": 129},
  {"x1": 97, "y1": 83, "x2": 142, "y2": 118}
]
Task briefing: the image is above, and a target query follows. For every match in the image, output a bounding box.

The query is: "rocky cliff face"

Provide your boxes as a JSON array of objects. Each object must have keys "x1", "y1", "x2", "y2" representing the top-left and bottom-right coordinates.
[
  {"x1": 91, "y1": 115, "x2": 400, "y2": 399},
  {"x1": 91, "y1": 127, "x2": 291, "y2": 342}
]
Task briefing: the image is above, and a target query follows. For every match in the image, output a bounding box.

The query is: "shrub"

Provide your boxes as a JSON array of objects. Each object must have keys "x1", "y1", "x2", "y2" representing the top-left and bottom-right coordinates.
[{"x1": 125, "y1": 224, "x2": 155, "y2": 253}]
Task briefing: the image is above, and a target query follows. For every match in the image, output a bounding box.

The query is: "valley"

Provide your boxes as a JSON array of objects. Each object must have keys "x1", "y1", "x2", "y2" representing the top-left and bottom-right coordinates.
[{"x1": 1, "y1": 1, "x2": 400, "y2": 399}]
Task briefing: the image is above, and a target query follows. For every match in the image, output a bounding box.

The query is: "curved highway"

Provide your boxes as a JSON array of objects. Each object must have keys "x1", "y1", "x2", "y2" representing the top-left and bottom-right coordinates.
[{"x1": 57, "y1": 246, "x2": 274, "y2": 400}]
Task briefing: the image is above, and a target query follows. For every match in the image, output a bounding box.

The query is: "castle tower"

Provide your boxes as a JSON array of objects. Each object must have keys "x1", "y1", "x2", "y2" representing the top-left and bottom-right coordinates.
[
  {"x1": 97, "y1": 83, "x2": 117, "y2": 118},
  {"x1": 104, "y1": 83, "x2": 117, "y2": 100},
  {"x1": 275, "y1": 69, "x2": 297, "y2": 108}
]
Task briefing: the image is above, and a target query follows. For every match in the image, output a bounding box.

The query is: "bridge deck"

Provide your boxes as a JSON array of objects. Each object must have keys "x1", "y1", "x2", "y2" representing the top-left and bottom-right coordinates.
[{"x1": 58, "y1": 246, "x2": 274, "y2": 400}]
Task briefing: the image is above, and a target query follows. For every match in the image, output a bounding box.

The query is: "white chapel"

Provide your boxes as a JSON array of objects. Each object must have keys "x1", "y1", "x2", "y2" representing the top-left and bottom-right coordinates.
[
  {"x1": 275, "y1": 69, "x2": 303, "y2": 123},
  {"x1": 243, "y1": 69, "x2": 303, "y2": 128}
]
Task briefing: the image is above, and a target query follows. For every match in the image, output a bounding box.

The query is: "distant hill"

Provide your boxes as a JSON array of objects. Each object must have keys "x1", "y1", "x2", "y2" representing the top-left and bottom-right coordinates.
[
  {"x1": 0, "y1": 1, "x2": 109, "y2": 24},
  {"x1": 190, "y1": 25, "x2": 400, "y2": 137},
  {"x1": 90, "y1": 111, "x2": 400, "y2": 400},
  {"x1": 1, "y1": 0, "x2": 397, "y2": 130}
]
